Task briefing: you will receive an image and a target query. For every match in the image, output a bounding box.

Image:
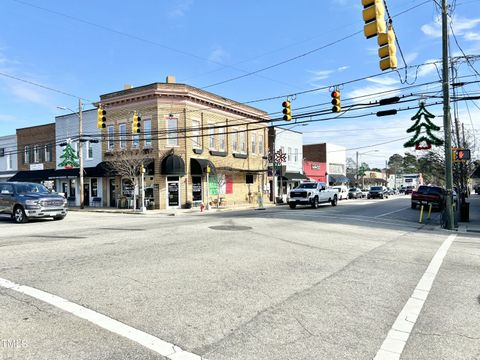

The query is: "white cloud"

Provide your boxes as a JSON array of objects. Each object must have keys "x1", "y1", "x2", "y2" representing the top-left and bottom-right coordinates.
[
  {"x1": 366, "y1": 76, "x2": 399, "y2": 86},
  {"x1": 422, "y1": 16, "x2": 480, "y2": 39},
  {"x1": 10, "y1": 84, "x2": 49, "y2": 106},
  {"x1": 347, "y1": 85, "x2": 400, "y2": 103},
  {"x1": 169, "y1": 0, "x2": 193, "y2": 18},
  {"x1": 338, "y1": 66, "x2": 349, "y2": 72},
  {"x1": 421, "y1": 21, "x2": 442, "y2": 38},
  {"x1": 416, "y1": 59, "x2": 440, "y2": 78},
  {"x1": 208, "y1": 46, "x2": 229, "y2": 64},
  {"x1": 403, "y1": 52, "x2": 419, "y2": 64},
  {"x1": 0, "y1": 114, "x2": 16, "y2": 122},
  {"x1": 308, "y1": 69, "x2": 333, "y2": 82},
  {"x1": 465, "y1": 31, "x2": 480, "y2": 41}
]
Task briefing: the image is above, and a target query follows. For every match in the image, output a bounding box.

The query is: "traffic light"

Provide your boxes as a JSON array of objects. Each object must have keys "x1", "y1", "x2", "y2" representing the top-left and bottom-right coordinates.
[
  {"x1": 362, "y1": 0, "x2": 386, "y2": 39},
  {"x1": 97, "y1": 106, "x2": 106, "y2": 129},
  {"x1": 378, "y1": 26, "x2": 397, "y2": 71},
  {"x1": 453, "y1": 148, "x2": 471, "y2": 162},
  {"x1": 282, "y1": 100, "x2": 292, "y2": 121},
  {"x1": 132, "y1": 112, "x2": 141, "y2": 134},
  {"x1": 331, "y1": 89, "x2": 341, "y2": 113}
]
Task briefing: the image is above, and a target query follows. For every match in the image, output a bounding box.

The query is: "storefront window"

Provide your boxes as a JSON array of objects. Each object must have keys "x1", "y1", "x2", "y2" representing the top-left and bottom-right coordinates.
[{"x1": 91, "y1": 178, "x2": 98, "y2": 197}]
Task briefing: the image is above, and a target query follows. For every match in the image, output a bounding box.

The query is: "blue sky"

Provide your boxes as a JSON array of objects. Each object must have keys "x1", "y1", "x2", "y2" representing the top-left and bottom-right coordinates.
[{"x1": 1, "y1": 0, "x2": 479, "y2": 167}]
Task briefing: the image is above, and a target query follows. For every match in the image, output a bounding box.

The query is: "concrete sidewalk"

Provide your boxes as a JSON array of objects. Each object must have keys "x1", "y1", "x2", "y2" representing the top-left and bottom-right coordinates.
[
  {"x1": 457, "y1": 193, "x2": 480, "y2": 233},
  {"x1": 68, "y1": 202, "x2": 275, "y2": 216}
]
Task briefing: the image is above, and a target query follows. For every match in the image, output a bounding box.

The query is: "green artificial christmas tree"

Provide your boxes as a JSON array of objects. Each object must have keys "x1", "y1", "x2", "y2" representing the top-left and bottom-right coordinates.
[
  {"x1": 59, "y1": 142, "x2": 79, "y2": 169},
  {"x1": 404, "y1": 102, "x2": 443, "y2": 150}
]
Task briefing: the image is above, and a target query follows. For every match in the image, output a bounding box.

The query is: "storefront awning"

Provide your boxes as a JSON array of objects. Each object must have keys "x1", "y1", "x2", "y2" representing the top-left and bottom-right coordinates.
[
  {"x1": 190, "y1": 158, "x2": 216, "y2": 175},
  {"x1": 328, "y1": 174, "x2": 350, "y2": 183},
  {"x1": 161, "y1": 154, "x2": 185, "y2": 176},
  {"x1": 9, "y1": 169, "x2": 56, "y2": 182},
  {"x1": 281, "y1": 172, "x2": 309, "y2": 181}
]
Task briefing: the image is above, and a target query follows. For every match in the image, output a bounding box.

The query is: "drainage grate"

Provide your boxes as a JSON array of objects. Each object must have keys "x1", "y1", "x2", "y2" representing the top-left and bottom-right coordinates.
[
  {"x1": 209, "y1": 225, "x2": 252, "y2": 231},
  {"x1": 98, "y1": 228, "x2": 145, "y2": 232},
  {"x1": 29, "y1": 235, "x2": 86, "y2": 239}
]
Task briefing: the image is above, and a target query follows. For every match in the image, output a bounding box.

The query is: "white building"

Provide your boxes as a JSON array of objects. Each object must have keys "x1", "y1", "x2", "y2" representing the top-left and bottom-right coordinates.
[
  {"x1": 0, "y1": 134, "x2": 17, "y2": 181},
  {"x1": 269, "y1": 127, "x2": 308, "y2": 203},
  {"x1": 325, "y1": 143, "x2": 347, "y2": 182},
  {"x1": 54, "y1": 109, "x2": 105, "y2": 206}
]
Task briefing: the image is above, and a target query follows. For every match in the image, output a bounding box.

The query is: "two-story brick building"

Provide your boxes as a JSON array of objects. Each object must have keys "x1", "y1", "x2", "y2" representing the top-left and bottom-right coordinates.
[{"x1": 98, "y1": 77, "x2": 269, "y2": 209}]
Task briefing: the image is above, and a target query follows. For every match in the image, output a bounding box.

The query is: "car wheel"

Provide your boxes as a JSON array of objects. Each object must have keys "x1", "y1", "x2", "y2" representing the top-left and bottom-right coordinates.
[
  {"x1": 289, "y1": 203, "x2": 296, "y2": 209},
  {"x1": 411, "y1": 203, "x2": 416, "y2": 209},
  {"x1": 331, "y1": 195, "x2": 338, "y2": 206},
  {"x1": 13, "y1": 206, "x2": 28, "y2": 223},
  {"x1": 53, "y1": 216, "x2": 65, "y2": 221},
  {"x1": 311, "y1": 196, "x2": 319, "y2": 209}
]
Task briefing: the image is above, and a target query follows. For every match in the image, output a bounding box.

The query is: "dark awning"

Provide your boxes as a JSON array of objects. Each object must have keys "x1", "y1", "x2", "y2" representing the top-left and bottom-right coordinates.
[
  {"x1": 281, "y1": 172, "x2": 309, "y2": 181},
  {"x1": 328, "y1": 174, "x2": 350, "y2": 183},
  {"x1": 161, "y1": 154, "x2": 185, "y2": 176},
  {"x1": 190, "y1": 158, "x2": 216, "y2": 175},
  {"x1": 9, "y1": 169, "x2": 56, "y2": 182}
]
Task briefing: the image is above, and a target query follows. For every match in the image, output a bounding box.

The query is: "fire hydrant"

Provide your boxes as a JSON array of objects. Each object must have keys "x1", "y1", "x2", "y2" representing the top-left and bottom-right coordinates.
[{"x1": 200, "y1": 203, "x2": 205, "y2": 212}]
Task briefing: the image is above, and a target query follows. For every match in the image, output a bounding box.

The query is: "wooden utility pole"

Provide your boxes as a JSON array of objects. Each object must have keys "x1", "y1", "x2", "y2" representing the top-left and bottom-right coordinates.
[
  {"x1": 442, "y1": 0, "x2": 454, "y2": 229},
  {"x1": 79, "y1": 98, "x2": 84, "y2": 209}
]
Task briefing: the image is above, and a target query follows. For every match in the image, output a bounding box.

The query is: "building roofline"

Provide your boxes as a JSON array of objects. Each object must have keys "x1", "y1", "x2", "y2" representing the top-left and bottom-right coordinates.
[{"x1": 16, "y1": 123, "x2": 55, "y2": 131}]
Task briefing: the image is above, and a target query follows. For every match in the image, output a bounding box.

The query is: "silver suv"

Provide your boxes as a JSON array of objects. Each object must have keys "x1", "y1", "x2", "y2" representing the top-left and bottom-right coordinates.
[{"x1": 0, "y1": 182, "x2": 67, "y2": 223}]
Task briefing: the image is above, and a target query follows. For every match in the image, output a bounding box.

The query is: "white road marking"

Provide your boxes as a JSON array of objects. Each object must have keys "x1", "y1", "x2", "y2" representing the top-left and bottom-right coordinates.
[
  {"x1": 0, "y1": 278, "x2": 205, "y2": 360},
  {"x1": 374, "y1": 234, "x2": 457, "y2": 360},
  {"x1": 374, "y1": 208, "x2": 410, "y2": 218}
]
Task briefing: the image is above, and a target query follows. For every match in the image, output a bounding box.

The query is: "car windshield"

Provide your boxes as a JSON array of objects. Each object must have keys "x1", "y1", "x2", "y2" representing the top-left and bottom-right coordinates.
[
  {"x1": 297, "y1": 183, "x2": 317, "y2": 189},
  {"x1": 371, "y1": 186, "x2": 382, "y2": 191},
  {"x1": 15, "y1": 183, "x2": 50, "y2": 194}
]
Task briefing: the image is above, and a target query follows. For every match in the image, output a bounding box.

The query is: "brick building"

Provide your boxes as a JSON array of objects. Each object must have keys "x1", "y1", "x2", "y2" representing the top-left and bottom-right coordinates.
[
  {"x1": 98, "y1": 78, "x2": 269, "y2": 209},
  {"x1": 303, "y1": 143, "x2": 349, "y2": 185}
]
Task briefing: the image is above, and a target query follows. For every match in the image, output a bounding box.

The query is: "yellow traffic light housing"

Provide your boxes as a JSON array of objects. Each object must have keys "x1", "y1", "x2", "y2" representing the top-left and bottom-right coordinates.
[
  {"x1": 378, "y1": 26, "x2": 397, "y2": 71},
  {"x1": 132, "y1": 112, "x2": 141, "y2": 134},
  {"x1": 97, "y1": 106, "x2": 106, "y2": 129},
  {"x1": 282, "y1": 100, "x2": 292, "y2": 121},
  {"x1": 331, "y1": 90, "x2": 341, "y2": 113},
  {"x1": 362, "y1": 0, "x2": 386, "y2": 39}
]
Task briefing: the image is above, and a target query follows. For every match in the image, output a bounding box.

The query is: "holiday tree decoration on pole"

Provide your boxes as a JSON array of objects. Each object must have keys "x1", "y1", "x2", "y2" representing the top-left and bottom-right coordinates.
[
  {"x1": 59, "y1": 140, "x2": 80, "y2": 169},
  {"x1": 404, "y1": 101, "x2": 443, "y2": 150}
]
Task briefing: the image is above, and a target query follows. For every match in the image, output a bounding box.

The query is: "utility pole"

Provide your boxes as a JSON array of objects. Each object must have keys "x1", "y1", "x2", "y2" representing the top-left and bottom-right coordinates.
[
  {"x1": 271, "y1": 129, "x2": 276, "y2": 204},
  {"x1": 78, "y1": 98, "x2": 84, "y2": 209},
  {"x1": 356, "y1": 151, "x2": 359, "y2": 186},
  {"x1": 442, "y1": 0, "x2": 454, "y2": 229}
]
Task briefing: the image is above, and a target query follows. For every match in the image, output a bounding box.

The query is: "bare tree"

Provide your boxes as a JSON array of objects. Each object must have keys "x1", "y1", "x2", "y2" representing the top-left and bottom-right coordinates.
[{"x1": 104, "y1": 149, "x2": 153, "y2": 210}]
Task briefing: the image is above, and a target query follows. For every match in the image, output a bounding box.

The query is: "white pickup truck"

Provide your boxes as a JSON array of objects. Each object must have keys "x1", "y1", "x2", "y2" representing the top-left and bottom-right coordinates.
[{"x1": 288, "y1": 182, "x2": 338, "y2": 209}]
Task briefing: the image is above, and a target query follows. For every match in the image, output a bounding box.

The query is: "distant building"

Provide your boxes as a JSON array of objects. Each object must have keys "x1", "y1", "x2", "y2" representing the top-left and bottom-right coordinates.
[
  {"x1": 402, "y1": 173, "x2": 423, "y2": 188},
  {"x1": 0, "y1": 134, "x2": 17, "y2": 181},
  {"x1": 303, "y1": 143, "x2": 349, "y2": 185}
]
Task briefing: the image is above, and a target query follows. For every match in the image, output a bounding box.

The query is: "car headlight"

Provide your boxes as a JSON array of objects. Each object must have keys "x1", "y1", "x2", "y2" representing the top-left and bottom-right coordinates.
[{"x1": 25, "y1": 200, "x2": 39, "y2": 206}]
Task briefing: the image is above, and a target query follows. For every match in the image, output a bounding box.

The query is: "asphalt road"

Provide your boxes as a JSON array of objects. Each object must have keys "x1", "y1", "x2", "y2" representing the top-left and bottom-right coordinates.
[{"x1": 0, "y1": 196, "x2": 479, "y2": 360}]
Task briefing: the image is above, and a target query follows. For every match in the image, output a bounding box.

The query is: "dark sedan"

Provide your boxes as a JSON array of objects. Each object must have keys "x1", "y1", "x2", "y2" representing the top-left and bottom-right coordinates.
[{"x1": 367, "y1": 186, "x2": 389, "y2": 199}]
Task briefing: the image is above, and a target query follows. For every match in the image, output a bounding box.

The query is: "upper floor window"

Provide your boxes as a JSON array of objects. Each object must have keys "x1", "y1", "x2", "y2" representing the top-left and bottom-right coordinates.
[
  {"x1": 86, "y1": 141, "x2": 93, "y2": 159},
  {"x1": 259, "y1": 134, "x2": 264, "y2": 155},
  {"x1": 119, "y1": 123, "x2": 127, "y2": 149},
  {"x1": 132, "y1": 134, "x2": 140, "y2": 148},
  {"x1": 191, "y1": 119, "x2": 201, "y2": 149},
  {"x1": 294, "y1": 148, "x2": 299, "y2": 162},
  {"x1": 107, "y1": 126, "x2": 114, "y2": 150},
  {"x1": 232, "y1": 129, "x2": 238, "y2": 152},
  {"x1": 239, "y1": 130, "x2": 246, "y2": 153},
  {"x1": 6, "y1": 153, "x2": 12, "y2": 170},
  {"x1": 208, "y1": 124, "x2": 215, "y2": 149},
  {"x1": 24, "y1": 145, "x2": 30, "y2": 164},
  {"x1": 34, "y1": 145, "x2": 41, "y2": 163},
  {"x1": 251, "y1": 133, "x2": 256, "y2": 154},
  {"x1": 144, "y1": 119, "x2": 152, "y2": 147},
  {"x1": 287, "y1": 147, "x2": 292, "y2": 162},
  {"x1": 218, "y1": 125, "x2": 226, "y2": 152},
  {"x1": 45, "y1": 144, "x2": 53, "y2": 162},
  {"x1": 167, "y1": 117, "x2": 178, "y2": 146}
]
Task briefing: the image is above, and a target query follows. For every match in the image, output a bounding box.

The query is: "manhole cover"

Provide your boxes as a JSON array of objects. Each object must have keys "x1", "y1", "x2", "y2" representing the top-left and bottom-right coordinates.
[{"x1": 209, "y1": 225, "x2": 252, "y2": 231}]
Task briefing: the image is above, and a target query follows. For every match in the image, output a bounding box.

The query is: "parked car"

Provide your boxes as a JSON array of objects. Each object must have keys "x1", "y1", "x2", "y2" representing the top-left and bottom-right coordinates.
[
  {"x1": 361, "y1": 189, "x2": 369, "y2": 197},
  {"x1": 405, "y1": 186, "x2": 415, "y2": 195},
  {"x1": 411, "y1": 185, "x2": 446, "y2": 209},
  {"x1": 288, "y1": 182, "x2": 338, "y2": 209},
  {"x1": 367, "y1": 186, "x2": 389, "y2": 199},
  {"x1": 348, "y1": 187, "x2": 364, "y2": 199},
  {"x1": 0, "y1": 182, "x2": 68, "y2": 223},
  {"x1": 331, "y1": 185, "x2": 349, "y2": 200}
]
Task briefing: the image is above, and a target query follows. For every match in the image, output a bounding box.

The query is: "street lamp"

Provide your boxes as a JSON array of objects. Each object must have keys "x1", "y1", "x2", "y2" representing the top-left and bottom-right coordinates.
[
  {"x1": 57, "y1": 99, "x2": 84, "y2": 209},
  {"x1": 356, "y1": 149, "x2": 379, "y2": 188}
]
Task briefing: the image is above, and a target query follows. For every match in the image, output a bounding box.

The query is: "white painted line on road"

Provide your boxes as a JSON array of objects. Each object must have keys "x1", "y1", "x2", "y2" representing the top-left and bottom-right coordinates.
[
  {"x1": 0, "y1": 277, "x2": 205, "y2": 360},
  {"x1": 375, "y1": 208, "x2": 410, "y2": 218},
  {"x1": 374, "y1": 233, "x2": 457, "y2": 360}
]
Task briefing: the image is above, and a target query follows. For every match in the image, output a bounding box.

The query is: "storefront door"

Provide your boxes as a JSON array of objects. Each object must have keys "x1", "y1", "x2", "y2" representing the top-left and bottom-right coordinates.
[
  {"x1": 167, "y1": 176, "x2": 180, "y2": 208},
  {"x1": 109, "y1": 178, "x2": 116, "y2": 207},
  {"x1": 83, "y1": 183, "x2": 90, "y2": 206},
  {"x1": 192, "y1": 176, "x2": 202, "y2": 203}
]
